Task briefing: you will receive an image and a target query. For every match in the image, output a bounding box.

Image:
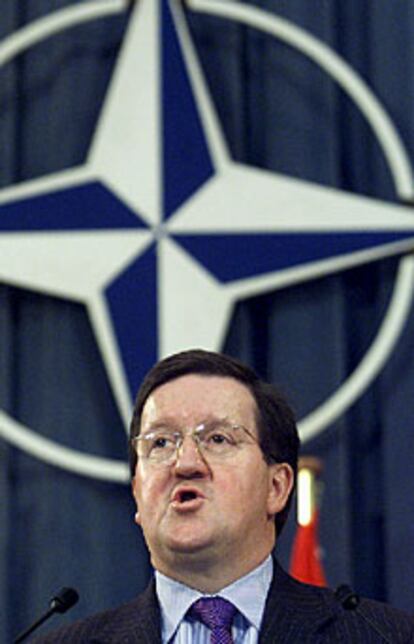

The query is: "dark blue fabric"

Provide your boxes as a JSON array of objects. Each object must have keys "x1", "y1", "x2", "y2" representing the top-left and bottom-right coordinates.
[
  {"x1": 175, "y1": 232, "x2": 414, "y2": 282},
  {"x1": 162, "y1": 0, "x2": 214, "y2": 218},
  {"x1": 1, "y1": 2, "x2": 414, "y2": 641},
  {"x1": 0, "y1": 182, "x2": 147, "y2": 231},
  {"x1": 105, "y1": 243, "x2": 159, "y2": 398}
]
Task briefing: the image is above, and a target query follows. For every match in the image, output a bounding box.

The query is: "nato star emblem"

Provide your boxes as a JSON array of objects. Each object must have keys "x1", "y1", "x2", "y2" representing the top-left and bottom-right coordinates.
[{"x1": 0, "y1": 0, "x2": 413, "y2": 480}]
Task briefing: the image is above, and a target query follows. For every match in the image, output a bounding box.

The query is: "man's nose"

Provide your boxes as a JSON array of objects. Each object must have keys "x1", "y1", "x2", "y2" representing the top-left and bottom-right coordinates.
[{"x1": 173, "y1": 435, "x2": 210, "y2": 475}]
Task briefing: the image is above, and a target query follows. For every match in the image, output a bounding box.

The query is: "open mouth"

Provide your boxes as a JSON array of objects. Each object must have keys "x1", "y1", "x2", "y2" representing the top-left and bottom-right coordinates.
[
  {"x1": 179, "y1": 490, "x2": 198, "y2": 503},
  {"x1": 171, "y1": 487, "x2": 204, "y2": 508}
]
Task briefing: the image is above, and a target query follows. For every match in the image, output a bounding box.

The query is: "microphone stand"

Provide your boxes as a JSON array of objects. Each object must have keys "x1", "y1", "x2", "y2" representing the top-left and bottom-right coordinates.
[{"x1": 14, "y1": 587, "x2": 79, "y2": 643}]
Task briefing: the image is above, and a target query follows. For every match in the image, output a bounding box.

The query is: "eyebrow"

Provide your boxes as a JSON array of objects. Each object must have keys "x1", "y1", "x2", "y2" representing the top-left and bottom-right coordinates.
[
  {"x1": 141, "y1": 417, "x2": 181, "y2": 430},
  {"x1": 141, "y1": 415, "x2": 229, "y2": 433}
]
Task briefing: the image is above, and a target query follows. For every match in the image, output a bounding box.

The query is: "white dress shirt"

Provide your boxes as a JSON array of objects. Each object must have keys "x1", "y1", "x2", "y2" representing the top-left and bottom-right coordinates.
[{"x1": 155, "y1": 555, "x2": 273, "y2": 643}]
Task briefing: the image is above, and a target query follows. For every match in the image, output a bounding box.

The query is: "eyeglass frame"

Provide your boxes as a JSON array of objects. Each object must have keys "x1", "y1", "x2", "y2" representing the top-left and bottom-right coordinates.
[{"x1": 131, "y1": 419, "x2": 277, "y2": 465}]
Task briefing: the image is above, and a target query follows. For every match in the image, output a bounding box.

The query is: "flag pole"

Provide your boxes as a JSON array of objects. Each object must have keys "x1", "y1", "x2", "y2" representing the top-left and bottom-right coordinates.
[
  {"x1": 289, "y1": 456, "x2": 327, "y2": 586},
  {"x1": 296, "y1": 456, "x2": 323, "y2": 526}
]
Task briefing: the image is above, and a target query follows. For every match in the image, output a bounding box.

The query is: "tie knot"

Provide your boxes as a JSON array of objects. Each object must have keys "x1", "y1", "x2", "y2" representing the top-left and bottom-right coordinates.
[{"x1": 189, "y1": 596, "x2": 236, "y2": 631}]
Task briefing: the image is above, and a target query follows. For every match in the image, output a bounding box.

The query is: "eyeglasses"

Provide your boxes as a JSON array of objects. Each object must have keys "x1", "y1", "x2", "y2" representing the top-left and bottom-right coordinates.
[{"x1": 132, "y1": 420, "x2": 260, "y2": 465}]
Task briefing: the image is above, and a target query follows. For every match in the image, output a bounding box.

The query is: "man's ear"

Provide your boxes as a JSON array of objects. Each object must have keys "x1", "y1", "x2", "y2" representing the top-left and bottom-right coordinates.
[
  {"x1": 131, "y1": 477, "x2": 141, "y2": 526},
  {"x1": 267, "y1": 463, "x2": 294, "y2": 517}
]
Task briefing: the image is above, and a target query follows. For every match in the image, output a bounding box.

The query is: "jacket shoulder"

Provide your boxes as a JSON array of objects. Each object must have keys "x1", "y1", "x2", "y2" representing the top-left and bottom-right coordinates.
[
  {"x1": 261, "y1": 562, "x2": 414, "y2": 643},
  {"x1": 32, "y1": 583, "x2": 161, "y2": 644},
  {"x1": 344, "y1": 593, "x2": 414, "y2": 643}
]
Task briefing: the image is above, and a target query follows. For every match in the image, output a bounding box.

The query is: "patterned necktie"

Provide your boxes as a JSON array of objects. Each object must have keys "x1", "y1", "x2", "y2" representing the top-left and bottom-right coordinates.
[{"x1": 189, "y1": 596, "x2": 236, "y2": 644}]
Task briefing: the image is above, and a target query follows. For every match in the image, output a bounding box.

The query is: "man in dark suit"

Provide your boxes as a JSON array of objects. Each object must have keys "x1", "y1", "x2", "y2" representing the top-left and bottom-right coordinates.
[{"x1": 34, "y1": 349, "x2": 414, "y2": 643}]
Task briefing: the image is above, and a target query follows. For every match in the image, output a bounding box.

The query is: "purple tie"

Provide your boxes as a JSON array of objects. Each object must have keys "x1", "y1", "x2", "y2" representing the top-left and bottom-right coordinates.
[{"x1": 189, "y1": 597, "x2": 236, "y2": 644}]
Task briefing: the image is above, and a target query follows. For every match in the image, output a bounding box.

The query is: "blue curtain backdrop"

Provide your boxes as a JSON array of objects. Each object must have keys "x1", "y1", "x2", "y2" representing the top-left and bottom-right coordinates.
[{"x1": 1, "y1": 1, "x2": 414, "y2": 640}]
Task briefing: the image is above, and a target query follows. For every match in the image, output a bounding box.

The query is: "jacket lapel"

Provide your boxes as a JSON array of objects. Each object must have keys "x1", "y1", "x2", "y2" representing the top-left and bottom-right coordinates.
[
  {"x1": 259, "y1": 561, "x2": 339, "y2": 644},
  {"x1": 118, "y1": 580, "x2": 162, "y2": 644}
]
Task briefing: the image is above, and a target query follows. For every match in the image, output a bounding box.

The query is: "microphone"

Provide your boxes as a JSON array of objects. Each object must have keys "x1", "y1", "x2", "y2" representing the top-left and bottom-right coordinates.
[
  {"x1": 334, "y1": 585, "x2": 394, "y2": 644},
  {"x1": 14, "y1": 587, "x2": 79, "y2": 643}
]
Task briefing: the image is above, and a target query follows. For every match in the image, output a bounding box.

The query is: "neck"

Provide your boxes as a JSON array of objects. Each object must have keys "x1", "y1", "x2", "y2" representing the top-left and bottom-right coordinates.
[{"x1": 154, "y1": 547, "x2": 274, "y2": 594}]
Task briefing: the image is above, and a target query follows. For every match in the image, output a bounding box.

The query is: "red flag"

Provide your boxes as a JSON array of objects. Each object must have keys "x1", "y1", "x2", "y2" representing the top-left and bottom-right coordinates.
[{"x1": 289, "y1": 510, "x2": 327, "y2": 587}]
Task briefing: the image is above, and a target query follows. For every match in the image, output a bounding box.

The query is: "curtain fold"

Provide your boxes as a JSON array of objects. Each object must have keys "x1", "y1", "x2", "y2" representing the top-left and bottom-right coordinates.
[{"x1": 1, "y1": 2, "x2": 414, "y2": 639}]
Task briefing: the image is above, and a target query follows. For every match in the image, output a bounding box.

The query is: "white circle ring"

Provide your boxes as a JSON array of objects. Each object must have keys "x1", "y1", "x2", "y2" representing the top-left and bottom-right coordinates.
[
  {"x1": 188, "y1": 0, "x2": 414, "y2": 443},
  {"x1": 0, "y1": 0, "x2": 130, "y2": 482},
  {"x1": 0, "y1": 0, "x2": 413, "y2": 478}
]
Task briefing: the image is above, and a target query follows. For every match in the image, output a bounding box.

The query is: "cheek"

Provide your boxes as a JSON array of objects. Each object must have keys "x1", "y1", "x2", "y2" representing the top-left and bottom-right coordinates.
[
  {"x1": 215, "y1": 467, "x2": 252, "y2": 505},
  {"x1": 223, "y1": 464, "x2": 269, "y2": 507},
  {"x1": 133, "y1": 470, "x2": 169, "y2": 516}
]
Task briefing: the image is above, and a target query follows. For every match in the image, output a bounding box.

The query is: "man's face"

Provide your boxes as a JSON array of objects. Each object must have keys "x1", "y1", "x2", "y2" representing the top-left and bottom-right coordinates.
[{"x1": 132, "y1": 374, "x2": 293, "y2": 583}]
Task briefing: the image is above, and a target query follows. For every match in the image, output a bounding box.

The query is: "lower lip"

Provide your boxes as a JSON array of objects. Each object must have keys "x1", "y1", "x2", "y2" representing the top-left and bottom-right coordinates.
[{"x1": 170, "y1": 497, "x2": 205, "y2": 513}]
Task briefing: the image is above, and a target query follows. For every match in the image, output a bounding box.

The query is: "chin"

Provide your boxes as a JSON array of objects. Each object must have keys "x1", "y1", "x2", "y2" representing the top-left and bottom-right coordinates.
[
  {"x1": 167, "y1": 534, "x2": 212, "y2": 554},
  {"x1": 157, "y1": 525, "x2": 219, "y2": 560}
]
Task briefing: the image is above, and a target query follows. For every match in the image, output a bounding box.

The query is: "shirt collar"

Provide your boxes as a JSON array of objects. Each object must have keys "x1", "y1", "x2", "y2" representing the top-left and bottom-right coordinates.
[{"x1": 155, "y1": 555, "x2": 273, "y2": 642}]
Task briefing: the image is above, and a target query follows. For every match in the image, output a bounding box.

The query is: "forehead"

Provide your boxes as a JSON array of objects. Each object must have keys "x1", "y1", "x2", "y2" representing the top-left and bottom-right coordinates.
[{"x1": 141, "y1": 374, "x2": 257, "y2": 429}]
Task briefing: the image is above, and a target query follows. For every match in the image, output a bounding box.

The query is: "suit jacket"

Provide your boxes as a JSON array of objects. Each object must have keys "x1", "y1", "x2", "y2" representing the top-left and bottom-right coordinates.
[{"x1": 33, "y1": 562, "x2": 414, "y2": 643}]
